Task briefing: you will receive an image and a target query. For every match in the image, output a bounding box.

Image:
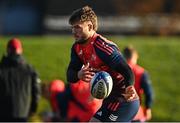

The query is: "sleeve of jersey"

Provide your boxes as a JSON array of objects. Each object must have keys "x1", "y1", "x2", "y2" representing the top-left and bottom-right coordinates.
[
  {"x1": 94, "y1": 41, "x2": 134, "y2": 87},
  {"x1": 67, "y1": 44, "x2": 83, "y2": 83},
  {"x1": 30, "y1": 70, "x2": 41, "y2": 114},
  {"x1": 141, "y1": 71, "x2": 154, "y2": 108}
]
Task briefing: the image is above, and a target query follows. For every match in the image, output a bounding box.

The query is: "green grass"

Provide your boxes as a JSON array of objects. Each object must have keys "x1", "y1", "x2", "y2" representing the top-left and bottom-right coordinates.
[{"x1": 0, "y1": 35, "x2": 180, "y2": 121}]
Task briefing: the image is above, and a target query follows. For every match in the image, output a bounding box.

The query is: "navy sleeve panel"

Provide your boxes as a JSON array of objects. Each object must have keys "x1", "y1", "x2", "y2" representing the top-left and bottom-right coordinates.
[
  {"x1": 67, "y1": 44, "x2": 83, "y2": 83},
  {"x1": 94, "y1": 39, "x2": 134, "y2": 86},
  {"x1": 141, "y1": 71, "x2": 154, "y2": 108},
  {"x1": 30, "y1": 70, "x2": 41, "y2": 114}
]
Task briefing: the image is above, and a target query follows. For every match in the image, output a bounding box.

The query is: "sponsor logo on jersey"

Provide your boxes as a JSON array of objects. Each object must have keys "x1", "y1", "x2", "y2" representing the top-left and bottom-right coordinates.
[
  {"x1": 91, "y1": 54, "x2": 96, "y2": 61},
  {"x1": 109, "y1": 114, "x2": 118, "y2": 121},
  {"x1": 78, "y1": 50, "x2": 83, "y2": 55},
  {"x1": 97, "y1": 111, "x2": 102, "y2": 116}
]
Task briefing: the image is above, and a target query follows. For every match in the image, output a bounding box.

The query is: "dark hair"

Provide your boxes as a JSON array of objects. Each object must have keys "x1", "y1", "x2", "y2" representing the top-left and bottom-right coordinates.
[
  {"x1": 123, "y1": 46, "x2": 137, "y2": 60},
  {"x1": 69, "y1": 6, "x2": 98, "y2": 31}
]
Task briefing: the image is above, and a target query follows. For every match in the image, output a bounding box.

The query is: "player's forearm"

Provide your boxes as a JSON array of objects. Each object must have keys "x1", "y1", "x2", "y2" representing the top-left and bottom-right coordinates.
[
  {"x1": 94, "y1": 44, "x2": 134, "y2": 86},
  {"x1": 114, "y1": 61, "x2": 134, "y2": 86},
  {"x1": 145, "y1": 93, "x2": 153, "y2": 108},
  {"x1": 141, "y1": 72, "x2": 153, "y2": 108},
  {"x1": 30, "y1": 73, "x2": 41, "y2": 113},
  {"x1": 109, "y1": 52, "x2": 134, "y2": 86}
]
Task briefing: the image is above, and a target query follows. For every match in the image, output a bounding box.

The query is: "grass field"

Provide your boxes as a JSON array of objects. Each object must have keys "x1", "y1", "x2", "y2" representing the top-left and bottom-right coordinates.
[{"x1": 0, "y1": 35, "x2": 180, "y2": 121}]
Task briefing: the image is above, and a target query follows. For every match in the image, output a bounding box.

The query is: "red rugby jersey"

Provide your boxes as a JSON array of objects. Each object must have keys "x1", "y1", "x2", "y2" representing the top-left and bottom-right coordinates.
[{"x1": 67, "y1": 33, "x2": 136, "y2": 99}]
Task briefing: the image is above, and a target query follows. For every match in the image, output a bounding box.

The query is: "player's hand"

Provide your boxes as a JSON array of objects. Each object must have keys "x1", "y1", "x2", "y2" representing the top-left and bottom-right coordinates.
[
  {"x1": 145, "y1": 108, "x2": 152, "y2": 121},
  {"x1": 78, "y1": 63, "x2": 95, "y2": 82},
  {"x1": 122, "y1": 85, "x2": 138, "y2": 101}
]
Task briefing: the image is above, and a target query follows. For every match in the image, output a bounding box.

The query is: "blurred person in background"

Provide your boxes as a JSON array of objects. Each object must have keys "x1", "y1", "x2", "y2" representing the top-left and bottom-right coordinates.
[
  {"x1": 0, "y1": 38, "x2": 41, "y2": 122},
  {"x1": 123, "y1": 46, "x2": 154, "y2": 122},
  {"x1": 41, "y1": 79, "x2": 102, "y2": 122},
  {"x1": 67, "y1": 5, "x2": 139, "y2": 122}
]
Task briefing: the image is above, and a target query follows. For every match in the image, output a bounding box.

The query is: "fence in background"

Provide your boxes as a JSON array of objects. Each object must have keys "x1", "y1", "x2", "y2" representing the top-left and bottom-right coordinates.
[{"x1": 44, "y1": 14, "x2": 180, "y2": 35}]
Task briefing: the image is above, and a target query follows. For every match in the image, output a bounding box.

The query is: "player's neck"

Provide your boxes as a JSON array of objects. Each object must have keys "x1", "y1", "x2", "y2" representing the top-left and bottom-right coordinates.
[
  {"x1": 82, "y1": 31, "x2": 96, "y2": 45},
  {"x1": 128, "y1": 59, "x2": 137, "y2": 65}
]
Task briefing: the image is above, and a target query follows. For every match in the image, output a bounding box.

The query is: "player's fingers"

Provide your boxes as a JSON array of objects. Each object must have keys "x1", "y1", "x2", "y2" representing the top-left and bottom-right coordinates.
[
  {"x1": 82, "y1": 78, "x2": 91, "y2": 82},
  {"x1": 89, "y1": 67, "x2": 98, "y2": 72},
  {"x1": 85, "y1": 74, "x2": 94, "y2": 79},
  {"x1": 83, "y1": 74, "x2": 94, "y2": 82},
  {"x1": 84, "y1": 71, "x2": 95, "y2": 76},
  {"x1": 126, "y1": 86, "x2": 136, "y2": 94},
  {"x1": 122, "y1": 93, "x2": 135, "y2": 100},
  {"x1": 83, "y1": 63, "x2": 90, "y2": 70},
  {"x1": 81, "y1": 67, "x2": 93, "y2": 74},
  {"x1": 127, "y1": 93, "x2": 136, "y2": 101}
]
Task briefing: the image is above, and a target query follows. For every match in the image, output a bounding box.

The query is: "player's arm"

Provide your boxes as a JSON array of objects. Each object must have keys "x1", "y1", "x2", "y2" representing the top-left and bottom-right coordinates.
[
  {"x1": 141, "y1": 71, "x2": 153, "y2": 120},
  {"x1": 94, "y1": 39, "x2": 134, "y2": 87},
  {"x1": 141, "y1": 71, "x2": 153, "y2": 108},
  {"x1": 67, "y1": 44, "x2": 83, "y2": 83},
  {"x1": 29, "y1": 70, "x2": 41, "y2": 116}
]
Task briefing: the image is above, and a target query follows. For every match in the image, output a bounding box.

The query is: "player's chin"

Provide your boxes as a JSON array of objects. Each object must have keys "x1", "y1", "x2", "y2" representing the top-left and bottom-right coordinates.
[
  {"x1": 75, "y1": 39, "x2": 87, "y2": 44},
  {"x1": 75, "y1": 39, "x2": 81, "y2": 43}
]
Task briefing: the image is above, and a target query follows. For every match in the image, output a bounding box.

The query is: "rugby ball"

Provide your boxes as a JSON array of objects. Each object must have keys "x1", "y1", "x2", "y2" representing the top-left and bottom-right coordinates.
[{"x1": 90, "y1": 71, "x2": 113, "y2": 99}]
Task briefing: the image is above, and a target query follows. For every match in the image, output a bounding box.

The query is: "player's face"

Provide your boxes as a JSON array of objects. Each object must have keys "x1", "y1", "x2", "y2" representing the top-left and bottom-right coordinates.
[{"x1": 71, "y1": 21, "x2": 92, "y2": 43}]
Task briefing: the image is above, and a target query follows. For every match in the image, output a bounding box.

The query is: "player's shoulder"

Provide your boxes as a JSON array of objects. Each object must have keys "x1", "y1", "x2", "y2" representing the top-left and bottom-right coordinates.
[
  {"x1": 136, "y1": 64, "x2": 145, "y2": 70},
  {"x1": 24, "y1": 63, "x2": 38, "y2": 75},
  {"x1": 93, "y1": 35, "x2": 119, "y2": 55},
  {"x1": 134, "y1": 64, "x2": 145, "y2": 74},
  {"x1": 71, "y1": 43, "x2": 79, "y2": 52},
  {"x1": 95, "y1": 35, "x2": 117, "y2": 47}
]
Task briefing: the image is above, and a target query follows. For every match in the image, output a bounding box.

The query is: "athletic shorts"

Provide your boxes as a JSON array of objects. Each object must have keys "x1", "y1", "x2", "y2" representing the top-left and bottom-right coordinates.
[{"x1": 94, "y1": 99, "x2": 139, "y2": 122}]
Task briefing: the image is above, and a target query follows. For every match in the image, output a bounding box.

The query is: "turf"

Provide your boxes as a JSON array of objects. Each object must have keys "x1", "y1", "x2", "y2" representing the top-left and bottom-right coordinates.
[{"x1": 0, "y1": 35, "x2": 180, "y2": 121}]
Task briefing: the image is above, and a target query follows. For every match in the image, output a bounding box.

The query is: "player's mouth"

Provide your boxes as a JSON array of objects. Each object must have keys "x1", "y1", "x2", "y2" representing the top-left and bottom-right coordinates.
[{"x1": 74, "y1": 34, "x2": 80, "y2": 40}]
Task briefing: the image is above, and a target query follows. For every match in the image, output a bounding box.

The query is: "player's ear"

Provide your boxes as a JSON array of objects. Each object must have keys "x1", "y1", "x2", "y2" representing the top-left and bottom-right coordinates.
[
  {"x1": 88, "y1": 21, "x2": 93, "y2": 31},
  {"x1": 88, "y1": 24, "x2": 92, "y2": 31}
]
